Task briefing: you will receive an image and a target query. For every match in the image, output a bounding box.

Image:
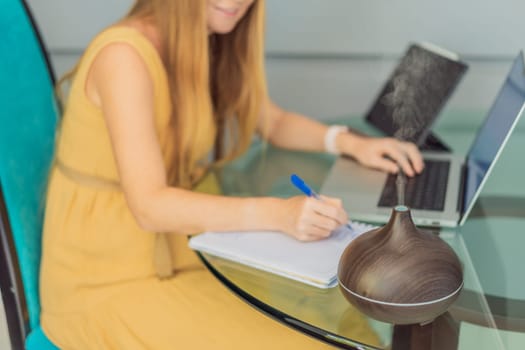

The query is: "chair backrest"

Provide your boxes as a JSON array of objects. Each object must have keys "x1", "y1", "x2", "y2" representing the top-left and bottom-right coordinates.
[{"x1": 0, "y1": 0, "x2": 57, "y2": 345}]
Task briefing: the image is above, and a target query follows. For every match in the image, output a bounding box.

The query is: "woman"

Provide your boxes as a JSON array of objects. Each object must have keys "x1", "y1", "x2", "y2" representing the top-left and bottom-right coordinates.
[{"x1": 40, "y1": 0, "x2": 423, "y2": 348}]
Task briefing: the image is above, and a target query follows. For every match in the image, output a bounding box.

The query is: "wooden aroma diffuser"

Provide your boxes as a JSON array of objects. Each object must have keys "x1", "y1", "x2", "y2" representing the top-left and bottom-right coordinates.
[{"x1": 337, "y1": 205, "x2": 463, "y2": 325}]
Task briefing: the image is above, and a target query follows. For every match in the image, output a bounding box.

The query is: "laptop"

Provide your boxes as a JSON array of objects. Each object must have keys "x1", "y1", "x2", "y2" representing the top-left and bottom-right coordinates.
[
  {"x1": 321, "y1": 51, "x2": 525, "y2": 228},
  {"x1": 365, "y1": 42, "x2": 468, "y2": 152}
]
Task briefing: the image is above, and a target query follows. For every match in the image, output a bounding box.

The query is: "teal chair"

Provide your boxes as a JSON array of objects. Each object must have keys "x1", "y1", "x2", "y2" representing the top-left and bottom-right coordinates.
[{"x1": 0, "y1": 0, "x2": 60, "y2": 348}]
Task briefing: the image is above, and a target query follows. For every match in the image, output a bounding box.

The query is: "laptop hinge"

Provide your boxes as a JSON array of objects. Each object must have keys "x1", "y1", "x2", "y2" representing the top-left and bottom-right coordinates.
[
  {"x1": 420, "y1": 132, "x2": 451, "y2": 153},
  {"x1": 457, "y1": 161, "x2": 468, "y2": 215}
]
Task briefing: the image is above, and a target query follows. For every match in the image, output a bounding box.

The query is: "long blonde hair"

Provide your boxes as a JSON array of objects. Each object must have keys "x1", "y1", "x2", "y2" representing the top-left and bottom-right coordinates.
[{"x1": 58, "y1": 0, "x2": 267, "y2": 188}]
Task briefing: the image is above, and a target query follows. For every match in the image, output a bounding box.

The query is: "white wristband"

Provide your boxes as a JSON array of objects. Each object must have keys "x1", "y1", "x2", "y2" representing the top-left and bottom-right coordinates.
[{"x1": 324, "y1": 125, "x2": 347, "y2": 155}]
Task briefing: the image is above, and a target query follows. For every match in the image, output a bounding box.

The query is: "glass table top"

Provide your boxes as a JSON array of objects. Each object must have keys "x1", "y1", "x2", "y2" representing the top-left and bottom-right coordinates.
[{"x1": 199, "y1": 113, "x2": 525, "y2": 350}]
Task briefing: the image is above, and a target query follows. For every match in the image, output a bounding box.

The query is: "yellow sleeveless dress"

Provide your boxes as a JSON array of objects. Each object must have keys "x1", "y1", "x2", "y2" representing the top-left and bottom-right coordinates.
[{"x1": 39, "y1": 27, "x2": 376, "y2": 350}]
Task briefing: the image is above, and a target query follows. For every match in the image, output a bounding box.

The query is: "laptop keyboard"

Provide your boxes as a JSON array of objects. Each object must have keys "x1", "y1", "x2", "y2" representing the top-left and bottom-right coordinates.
[{"x1": 378, "y1": 160, "x2": 450, "y2": 211}]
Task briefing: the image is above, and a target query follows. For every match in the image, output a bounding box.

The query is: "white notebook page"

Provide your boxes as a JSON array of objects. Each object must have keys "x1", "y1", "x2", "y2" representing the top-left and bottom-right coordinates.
[{"x1": 189, "y1": 222, "x2": 376, "y2": 289}]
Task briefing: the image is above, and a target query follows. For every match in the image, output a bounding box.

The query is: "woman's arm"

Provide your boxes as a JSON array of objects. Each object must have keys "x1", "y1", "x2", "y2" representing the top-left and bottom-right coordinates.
[
  {"x1": 258, "y1": 100, "x2": 424, "y2": 176},
  {"x1": 87, "y1": 43, "x2": 346, "y2": 240}
]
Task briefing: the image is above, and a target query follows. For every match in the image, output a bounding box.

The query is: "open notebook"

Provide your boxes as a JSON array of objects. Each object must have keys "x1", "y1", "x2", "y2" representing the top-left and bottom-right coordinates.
[{"x1": 188, "y1": 222, "x2": 376, "y2": 289}]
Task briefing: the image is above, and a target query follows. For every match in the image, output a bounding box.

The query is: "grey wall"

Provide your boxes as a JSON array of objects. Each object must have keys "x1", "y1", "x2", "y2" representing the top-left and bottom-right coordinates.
[
  {"x1": 28, "y1": 0, "x2": 525, "y2": 56},
  {"x1": 26, "y1": 0, "x2": 524, "y2": 122},
  {"x1": 265, "y1": 0, "x2": 525, "y2": 57}
]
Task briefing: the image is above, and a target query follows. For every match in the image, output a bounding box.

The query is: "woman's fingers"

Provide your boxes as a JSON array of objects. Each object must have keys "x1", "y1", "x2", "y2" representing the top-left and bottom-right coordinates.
[
  {"x1": 294, "y1": 225, "x2": 331, "y2": 241},
  {"x1": 303, "y1": 197, "x2": 347, "y2": 238},
  {"x1": 402, "y1": 141, "x2": 424, "y2": 173},
  {"x1": 338, "y1": 133, "x2": 424, "y2": 176},
  {"x1": 287, "y1": 196, "x2": 348, "y2": 241},
  {"x1": 376, "y1": 139, "x2": 424, "y2": 176},
  {"x1": 387, "y1": 148, "x2": 415, "y2": 176},
  {"x1": 315, "y1": 196, "x2": 348, "y2": 225},
  {"x1": 372, "y1": 155, "x2": 400, "y2": 174}
]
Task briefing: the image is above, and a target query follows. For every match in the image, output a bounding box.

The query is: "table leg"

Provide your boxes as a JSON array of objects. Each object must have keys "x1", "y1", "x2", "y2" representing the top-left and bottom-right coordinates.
[{"x1": 392, "y1": 312, "x2": 460, "y2": 350}]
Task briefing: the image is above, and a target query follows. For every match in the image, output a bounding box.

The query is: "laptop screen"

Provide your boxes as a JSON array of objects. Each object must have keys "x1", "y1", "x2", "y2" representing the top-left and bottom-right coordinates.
[
  {"x1": 461, "y1": 52, "x2": 525, "y2": 223},
  {"x1": 365, "y1": 43, "x2": 468, "y2": 145}
]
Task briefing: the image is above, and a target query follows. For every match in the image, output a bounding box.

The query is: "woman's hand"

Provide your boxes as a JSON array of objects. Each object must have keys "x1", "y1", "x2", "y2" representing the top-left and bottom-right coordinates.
[
  {"x1": 278, "y1": 195, "x2": 348, "y2": 241},
  {"x1": 338, "y1": 133, "x2": 424, "y2": 177}
]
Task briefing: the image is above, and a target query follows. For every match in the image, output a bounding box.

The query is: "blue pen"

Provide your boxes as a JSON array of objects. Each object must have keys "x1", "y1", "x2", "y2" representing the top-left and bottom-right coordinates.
[
  {"x1": 290, "y1": 174, "x2": 354, "y2": 232},
  {"x1": 290, "y1": 174, "x2": 321, "y2": 199}
]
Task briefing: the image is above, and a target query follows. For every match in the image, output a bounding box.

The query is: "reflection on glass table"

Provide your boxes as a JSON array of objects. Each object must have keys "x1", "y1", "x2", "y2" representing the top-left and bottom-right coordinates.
[{"x1": 198, "y1": 115, "x2": 525, "y2": 350}]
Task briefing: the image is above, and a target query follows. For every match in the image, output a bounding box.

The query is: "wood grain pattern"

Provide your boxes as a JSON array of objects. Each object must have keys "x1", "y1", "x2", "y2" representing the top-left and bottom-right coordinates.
[{"x1": 338, "y1": 206, "x2": 463, "y2": 325}]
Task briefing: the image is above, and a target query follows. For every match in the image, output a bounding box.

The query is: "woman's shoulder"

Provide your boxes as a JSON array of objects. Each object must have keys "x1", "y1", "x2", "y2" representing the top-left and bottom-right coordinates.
[
  {"x1": 87, "y1": 24, "x2": 157, "y2": 56},
  {"x1": 69, "y1": 23, "x2": 165, "y2": 109},
  {"x1": 80, "y1": 23, "x2": 164, "y2": 78}
]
